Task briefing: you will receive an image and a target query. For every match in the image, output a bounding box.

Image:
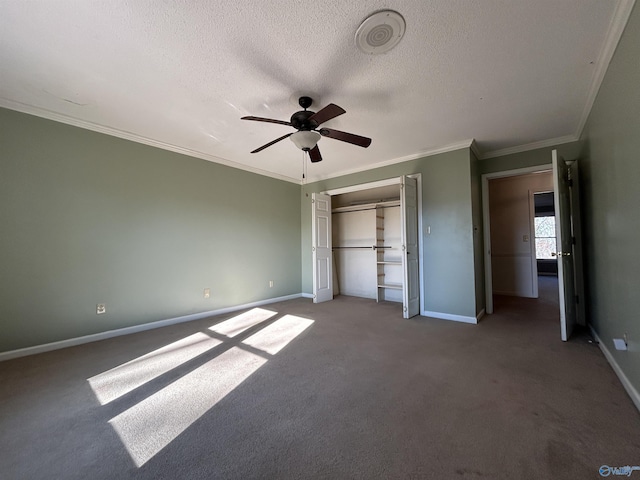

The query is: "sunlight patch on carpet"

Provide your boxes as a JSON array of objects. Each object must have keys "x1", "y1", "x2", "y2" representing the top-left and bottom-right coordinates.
[
  {"x1": 208, "y1": 308, "x2": 277, "y2": 337},
  {"x1": 88, "y1": 332, "x2": 222, "y2": 405},
  {"x1": 105, "y1": 313, "x2": 314, "y2": 467},
  {"x1": 242, "y1": 314, "x2": 314, "y2": 355},
  {"x1": 109, "y1": 347, "x2": 266, "y2": 467}
]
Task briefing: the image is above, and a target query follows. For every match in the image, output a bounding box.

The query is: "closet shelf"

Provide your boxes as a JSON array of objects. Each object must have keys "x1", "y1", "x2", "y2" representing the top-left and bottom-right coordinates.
[
  {"x1": 377, "y1": 283, "x2": 403, "y2": 290},
  {"x1": 377, "y1": 261, "x2": 402, "y2": 265},
  {"x1": 332, "y1": 245, "x2": 393, "y2": 250},
  {"x1": 332, "y1": 200, "x2": 400, "y2": 213}
]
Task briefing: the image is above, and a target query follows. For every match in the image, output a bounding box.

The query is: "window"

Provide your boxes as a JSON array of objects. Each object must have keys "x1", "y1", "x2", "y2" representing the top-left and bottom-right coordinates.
[{"x1": 534, "y1": 216, "x2": 557, "y2": 259}]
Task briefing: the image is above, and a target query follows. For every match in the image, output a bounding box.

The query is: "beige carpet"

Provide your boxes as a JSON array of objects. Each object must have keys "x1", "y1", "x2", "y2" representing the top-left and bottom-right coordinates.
[{"x1": 1, "y1": 277, "x2": 638, "y2": 479}]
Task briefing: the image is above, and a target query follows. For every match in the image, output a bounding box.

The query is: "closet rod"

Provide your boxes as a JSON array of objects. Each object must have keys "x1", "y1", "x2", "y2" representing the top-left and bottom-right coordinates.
[
  {"x1": 332, "y1": 246, "x2": 392, "y2": 250},
  {"x1": 332, "y1": 204, "x2": 400, "y2": 214}
]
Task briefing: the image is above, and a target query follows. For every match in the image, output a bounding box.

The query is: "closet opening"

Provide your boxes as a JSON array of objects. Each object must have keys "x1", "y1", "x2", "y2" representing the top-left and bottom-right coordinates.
[
  {"x1": 312, "y1": 175, "x2": 422, "y2": 318},
  {"x1": 332, "y1": 184, "x2": 403, "y2": 305}
]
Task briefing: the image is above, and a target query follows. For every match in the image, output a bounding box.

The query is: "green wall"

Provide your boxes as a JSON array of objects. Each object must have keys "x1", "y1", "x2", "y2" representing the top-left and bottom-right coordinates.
[
  {"x1": 0, "y1": 108, "x2": 301, "y2": 352},
  {"x1": 579, "y1": 3, "x2": 640, "y2": 391},
  {"x1": 478, "y1": 141, "x2": 581, "y2": 175},
  {"x1": 301, "y1": 148, "x2": 480, "y2": 319}
]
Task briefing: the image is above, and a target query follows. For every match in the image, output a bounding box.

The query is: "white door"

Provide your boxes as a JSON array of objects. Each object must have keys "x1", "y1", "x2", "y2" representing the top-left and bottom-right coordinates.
[
  {"x1": 552, "y1": 150, "x2": 577, "y2": 341},
  {"x1": 401, "y1": 176, "x2": 420, "y2": 318},
  {"x1": 312, "y1": 193, "x2": 333, "y2": 303},
  {"x1": 568, "y1": 160, "x2": 586, "y2": 327}
]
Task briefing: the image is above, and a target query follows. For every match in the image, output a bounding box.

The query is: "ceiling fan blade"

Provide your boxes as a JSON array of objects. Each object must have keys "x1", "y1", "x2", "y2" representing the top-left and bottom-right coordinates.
[
  {"x1": 241, "y1": 116, "x2": 292, "y2": 127},
  {"x1": 250, "y1": 132, "x2": 293, "y2": 153},
  {"x1": 308, "y1": 145, "x2": 322, "y2": 163},
  {"x1": 318, "y1": 128, "x2": 372, "y2": 148},
  {"x1": 308, "y1": 103, "x2": 346, "y2": 126}
]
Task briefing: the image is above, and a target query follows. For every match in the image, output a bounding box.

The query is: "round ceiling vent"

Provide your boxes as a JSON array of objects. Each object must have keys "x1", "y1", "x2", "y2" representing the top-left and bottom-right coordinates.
[{"x1": 355, "y1": 10, "x2": 406, "y2": 55}]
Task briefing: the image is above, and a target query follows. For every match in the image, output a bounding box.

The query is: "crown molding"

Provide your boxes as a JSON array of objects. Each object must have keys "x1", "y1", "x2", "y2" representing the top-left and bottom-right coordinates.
[
  {"x1": 575, "y1": 0, "x2": 636, "y2": 140},
  {"x1": 3, "y1": 97, "x2": 474, "y2": 186},
  {"x1": 480, "y1": 135, "x2": 578, "y2": 160},
  {"x1": 469, "y1": 139, "x2": 481, "y2": 159},
  {"x1": 0, "y1": 98, "x2": 301, "y2": 184},
  {"x1": 306, "y1": 139, "x2": 475, "y2": 183}
]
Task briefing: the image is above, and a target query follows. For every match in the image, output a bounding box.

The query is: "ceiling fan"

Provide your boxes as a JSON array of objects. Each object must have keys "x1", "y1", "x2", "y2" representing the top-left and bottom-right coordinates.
[{"x1": 241, "y1": 96, "x2": 372, "y2": 163}]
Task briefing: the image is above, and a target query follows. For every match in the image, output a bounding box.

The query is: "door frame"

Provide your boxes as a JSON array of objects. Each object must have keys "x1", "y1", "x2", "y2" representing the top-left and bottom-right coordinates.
[
  {"x1": 323, "y1": 174, "x2": 425, "y2": 316},
  {"x1": 481, "y1": 165, "x2": 551, "y2": 314}
]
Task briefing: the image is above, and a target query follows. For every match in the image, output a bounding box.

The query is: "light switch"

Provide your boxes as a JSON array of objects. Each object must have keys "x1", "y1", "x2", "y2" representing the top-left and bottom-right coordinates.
[{"x1": 523, "y1": 235, "x2": 529, "y2": 242}]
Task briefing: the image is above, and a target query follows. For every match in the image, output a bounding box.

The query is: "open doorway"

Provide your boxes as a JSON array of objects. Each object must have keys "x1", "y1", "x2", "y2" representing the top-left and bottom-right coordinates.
[
  {"x1": 484, "y1": 170, "x2": 554, "y2": 301},
  {"x1": 533, "y1": 191, "x2": 560, "y2": 309},
  {"x1": 481, "y1": 154, "x2": 585, "y2": 341},
  {"x1": 533, "y1": 192, "x2": 558, "y2": 276}
]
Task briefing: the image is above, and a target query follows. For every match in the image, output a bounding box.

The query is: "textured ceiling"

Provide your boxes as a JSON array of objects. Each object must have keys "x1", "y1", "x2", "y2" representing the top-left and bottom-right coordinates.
[{"x1": 0, "y1": 1, "x2": 634, "y2": 183}]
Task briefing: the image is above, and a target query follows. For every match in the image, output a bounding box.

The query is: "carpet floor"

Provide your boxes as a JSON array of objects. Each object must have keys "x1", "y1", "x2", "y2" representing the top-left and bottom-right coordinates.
[{"x1": 1, "y1": 277, "x2": 639, "y2": 479}]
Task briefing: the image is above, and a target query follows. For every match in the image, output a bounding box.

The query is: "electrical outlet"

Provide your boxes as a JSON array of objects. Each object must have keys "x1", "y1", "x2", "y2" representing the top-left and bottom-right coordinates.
[
  {"x1": 204, "y1": 288, "x2": 211, "y2": 299},
  {"x1": 97, "y1": 303, "x2": 106, "y2": 315},
  {"x1": 613, "y1": 338, "x2": 628, "y2": 351},
  {"x1": 269, "y1": 280, "x2": 274, "y2": 288}
]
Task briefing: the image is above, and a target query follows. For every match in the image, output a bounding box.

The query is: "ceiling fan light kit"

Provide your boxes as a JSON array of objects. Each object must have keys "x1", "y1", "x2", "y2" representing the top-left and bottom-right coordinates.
[
  {"x1": 355, "y1": 10, "x2": 406, "y2": 55},
  {"x1": 290, "y1": 130, "x2": 321, "y2": 151}
]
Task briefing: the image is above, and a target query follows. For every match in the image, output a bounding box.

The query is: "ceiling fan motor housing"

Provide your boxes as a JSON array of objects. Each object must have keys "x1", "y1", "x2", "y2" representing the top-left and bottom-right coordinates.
[{"x1": 290, "y1": 110, "x2": 318, "y2": 131}]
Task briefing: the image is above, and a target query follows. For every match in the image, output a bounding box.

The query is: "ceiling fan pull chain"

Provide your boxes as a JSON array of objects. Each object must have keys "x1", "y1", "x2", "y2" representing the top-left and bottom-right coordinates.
[{"x1": 302, "y1": 151, "x2": 307, "y2": 183}]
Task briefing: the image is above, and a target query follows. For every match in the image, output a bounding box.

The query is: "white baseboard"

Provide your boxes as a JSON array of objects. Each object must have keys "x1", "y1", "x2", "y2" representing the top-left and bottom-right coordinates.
[
  {"x1": 589, "y1": 326, "x2": 640, "y2": 413},
  {"x1": 476, "y1": 309, "x2": 486, "y2": 322},
  {"x1": 301, "y1": 293, "x2": 314, "y2": 299},
  {"x1": 423, "y1": 310, "x2": 478, "y2": 324},
  {"x1": 0, "y1": 293, "x2": 304, "y2": 362}
]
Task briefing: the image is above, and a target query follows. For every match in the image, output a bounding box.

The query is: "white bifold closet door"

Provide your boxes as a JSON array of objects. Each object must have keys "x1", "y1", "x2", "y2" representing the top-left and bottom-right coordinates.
[
  {"x1": 312, "y1": 193, "x2": 333, "y2": 303},
  {"x1": 401, "y1": 176, "x2": 420, "y2": 318}
]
